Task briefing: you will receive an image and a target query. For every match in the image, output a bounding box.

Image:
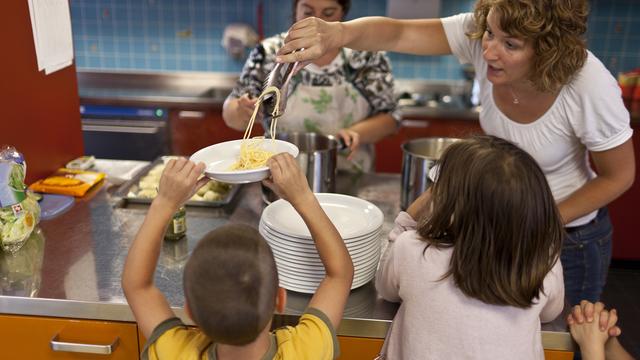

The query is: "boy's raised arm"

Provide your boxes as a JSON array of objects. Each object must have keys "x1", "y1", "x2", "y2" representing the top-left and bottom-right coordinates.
[
  {"x1": 264, "y1": 154, "x2": 354, "y2": 329},
  {"x1": 122, "y1": 159, "x2": 208, "y2": 338}
]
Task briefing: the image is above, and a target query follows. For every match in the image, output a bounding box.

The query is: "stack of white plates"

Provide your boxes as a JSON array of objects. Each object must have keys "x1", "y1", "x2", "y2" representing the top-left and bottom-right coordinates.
[{"x1": 260, "y1": 193, "x2": 384, "y2": 294}]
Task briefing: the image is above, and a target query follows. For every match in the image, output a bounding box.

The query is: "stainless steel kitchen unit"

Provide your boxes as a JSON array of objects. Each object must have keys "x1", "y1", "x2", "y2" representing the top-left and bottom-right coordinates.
[
  {"x1": 80, "y1": 104, "x2": 170, "y2": 161},
  {"x1": 0, "y1": 169, "x2": 573, "y2": 352}
]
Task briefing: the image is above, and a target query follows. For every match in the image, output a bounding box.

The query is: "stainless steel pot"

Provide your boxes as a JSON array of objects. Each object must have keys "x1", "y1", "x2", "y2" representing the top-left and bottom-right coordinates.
[
  {"x1": 262, "y1": 132, "x2": 338, "y2": 203},
  {"x1": 400, "y1": 137, "x2": 460, "y2": 210}
]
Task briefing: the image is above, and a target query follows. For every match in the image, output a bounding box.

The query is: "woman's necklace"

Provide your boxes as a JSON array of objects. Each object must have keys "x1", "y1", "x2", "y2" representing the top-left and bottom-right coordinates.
[{"x1": 509, "y1": 85, "x2": 520, "y2": 105}]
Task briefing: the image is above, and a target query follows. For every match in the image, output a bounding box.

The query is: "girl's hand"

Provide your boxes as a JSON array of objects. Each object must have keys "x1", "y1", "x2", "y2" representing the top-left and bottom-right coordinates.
[
  {"x1": 336, "y1": 129, "x2": 361, "y2": 160},
  {"x1": 263, "y1": 153, "x2": 313, "y2": 207},
  {"x1": 277, "y1": 17, "x2": 343, "y2": 63},
  {"x1": 567, "y1": 301, "x2": 622, "y2": 338},
  {"x1": 406, "y1": 187, "x2": 433, "y2": 221},
  {"x1": 156, "y1": 158, "x2": 209, "y2": 209}
]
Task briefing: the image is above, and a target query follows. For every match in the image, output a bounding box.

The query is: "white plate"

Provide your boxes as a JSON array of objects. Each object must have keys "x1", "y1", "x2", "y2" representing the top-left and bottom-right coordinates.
[
  {"x1": 190, "y1": 139, "x2": 299, "y2": 184},
  {"x1": 261, "y1": 219, "x2": 381, "y2": 247},
  {"x1": 263, "y1": 219, "x2": 382, "y2": 242},
  {"x1": 266, "y1": 232, "x2": 381, "y2": 264},
  {"x1": 278, "y1": 264, "x2": 378, "y2": 294},
  {"x1": 270, "y1": 241, "x2": 379, "y2": 267},
  {"x1": 261, "y1": 193, "x2": 384, "y2": 238},
  {"x1": 260, "y1": 222, "x2": 380, "y2": 254}
]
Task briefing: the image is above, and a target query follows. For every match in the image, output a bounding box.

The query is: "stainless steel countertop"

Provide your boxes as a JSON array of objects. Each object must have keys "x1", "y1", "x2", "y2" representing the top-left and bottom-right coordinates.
[{"x1": 0, "y1": 170, "x2": 572, "y2": 350}]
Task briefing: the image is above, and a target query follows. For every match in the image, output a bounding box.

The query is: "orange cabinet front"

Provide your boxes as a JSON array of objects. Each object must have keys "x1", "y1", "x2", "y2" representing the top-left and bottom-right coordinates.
[
  {"x1": 336, "y1": 335, "x2": 572, "y2": 360},
  {"x1": 170, "y1": 108, "x2": 265, "y2": 156},
  {"x1": 0, "y1": 314, "x2": 139, "y2": 359},
  {"x1": 337, "y1": 336, "x2": 383, "y2": 359}
]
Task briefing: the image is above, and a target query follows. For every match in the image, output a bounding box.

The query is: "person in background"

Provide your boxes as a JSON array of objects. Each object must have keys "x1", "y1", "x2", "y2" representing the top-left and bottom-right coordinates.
[
  {"x1": 567, "y1": 300, "x2": 634, "y2": 360},
  {"x1": 276, "y1": 0, "x2": 635, "y2": 306},
  {"x1": 223, "y1": 0, "x2": 399, "y2": 172},
  {"x1": 375, "y1": 135, "x2": 565, "y2": 359},
  {"x1": 121, "y1": 155, "x2": 353, "y2": 359}
]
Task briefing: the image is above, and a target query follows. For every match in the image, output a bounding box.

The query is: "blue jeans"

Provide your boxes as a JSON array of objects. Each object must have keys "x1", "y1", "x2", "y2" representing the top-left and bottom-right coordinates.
[{"x1": 560, "y1": 208, "x2": 613, "y2": 306}]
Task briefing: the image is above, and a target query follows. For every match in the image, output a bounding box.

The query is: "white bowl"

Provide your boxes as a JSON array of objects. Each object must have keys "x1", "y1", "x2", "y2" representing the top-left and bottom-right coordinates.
[
  {"x1": 261, "y1": 193, "x2": 384, "y2": 238},
  {"x1": 190, "y1": 139, "x2": 299, "y2": 184}
]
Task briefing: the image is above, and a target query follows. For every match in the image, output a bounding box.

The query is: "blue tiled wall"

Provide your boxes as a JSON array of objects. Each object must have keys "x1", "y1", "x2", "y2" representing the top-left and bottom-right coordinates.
[{"x1": 71, "y1": 0, "x2": 640, "y2": 80}]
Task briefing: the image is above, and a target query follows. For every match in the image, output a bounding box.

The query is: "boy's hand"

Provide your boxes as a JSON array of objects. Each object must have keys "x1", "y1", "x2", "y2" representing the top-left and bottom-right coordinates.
[
  {"x1": 262, "y1": 153, "x2": 313, "y2": 207},
  {"x1": 156, "y1": 158, "x2": 209, "y2": 209}
]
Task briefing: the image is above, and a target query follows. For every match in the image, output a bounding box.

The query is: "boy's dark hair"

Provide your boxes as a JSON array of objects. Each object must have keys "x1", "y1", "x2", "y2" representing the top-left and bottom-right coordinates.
[
  {"x1": 417, "y1": 135, "x2": 563, "y2": 308},
  {"x1": 184, "y1": 224, "x2": 279, "y2": 345}
]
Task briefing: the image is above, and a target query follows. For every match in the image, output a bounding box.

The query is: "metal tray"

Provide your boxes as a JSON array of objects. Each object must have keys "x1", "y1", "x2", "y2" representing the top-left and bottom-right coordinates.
[{"x1": 116, "y1": 156, "x2": 241, "y2": 207}]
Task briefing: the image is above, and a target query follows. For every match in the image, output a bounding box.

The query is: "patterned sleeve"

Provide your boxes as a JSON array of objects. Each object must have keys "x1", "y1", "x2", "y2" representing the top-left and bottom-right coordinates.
[
  {"x1": 229, "y1": 43, "x2": 271, "y2": 99},
  {"x1": 350, "y1": 51, "x2": 401, "y2": 122}
]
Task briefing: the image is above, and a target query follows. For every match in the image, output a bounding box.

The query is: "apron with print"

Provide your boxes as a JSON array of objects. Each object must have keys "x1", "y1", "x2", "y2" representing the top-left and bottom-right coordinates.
[{"x1": 276, "y1": 51, "x2": 374, "y2": 172}]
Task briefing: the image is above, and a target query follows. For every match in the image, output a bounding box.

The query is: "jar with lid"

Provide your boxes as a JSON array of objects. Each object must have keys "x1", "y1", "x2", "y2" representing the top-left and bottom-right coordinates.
[{"x1": 165, "y1": 206, "x2": 186, "y2": 240}]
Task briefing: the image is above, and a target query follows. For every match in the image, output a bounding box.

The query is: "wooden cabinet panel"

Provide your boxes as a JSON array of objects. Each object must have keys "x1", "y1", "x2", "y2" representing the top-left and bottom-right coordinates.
[
  {"x1": 0, "y1": 314, "x2": 139, "y2": 359},
  {"x1": 375, "y1": 117, "x2": 482, "y2": 173},
  {"x1": 2, "y1": 1, "x2": 83, "y2": 183},
  {"x1": 170, "y1": 108, "x2": 264, "y2": 156},
  {"x1": 336, "y1": 335, "x2": 572, "y2": 359},
  {"x1": 337, "y1": 336, "x2": 383, "y2": 359},
  {"x1": 608, "y1": 122, "x2": 640, "y2": 260},
  {"x1": 544, "y1": 350, "x2": 574, "y2": 360}
]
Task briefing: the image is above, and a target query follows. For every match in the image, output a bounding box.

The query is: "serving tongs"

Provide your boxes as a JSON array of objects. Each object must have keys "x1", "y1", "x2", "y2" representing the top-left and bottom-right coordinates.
[{"x1": 261, "y1": 49, "x2": 302, "y2": 119}]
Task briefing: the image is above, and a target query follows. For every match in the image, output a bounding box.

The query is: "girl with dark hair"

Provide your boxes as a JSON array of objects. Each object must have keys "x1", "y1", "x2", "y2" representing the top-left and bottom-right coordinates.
[
  {"x1": 375, "y1": 135, "x2": 565, "y2": 359},
  {"x1": 223, "y1": 0, "x2": 398, "y2": 172},
  {"x1": 277, "y1": 0, "x2": 635, "y2": 306}
]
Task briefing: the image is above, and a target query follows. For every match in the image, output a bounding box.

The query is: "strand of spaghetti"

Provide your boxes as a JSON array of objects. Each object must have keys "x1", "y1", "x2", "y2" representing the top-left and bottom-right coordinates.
[
  {"x1": 231, "y1": 86, "x2": 283, "y2": 170},
  {"x1": 242, "y1": 86, "x2": 281, "y2": 140}
]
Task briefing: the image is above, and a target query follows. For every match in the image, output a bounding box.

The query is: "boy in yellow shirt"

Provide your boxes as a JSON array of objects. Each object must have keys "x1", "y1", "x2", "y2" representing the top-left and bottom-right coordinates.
[{"x1": 122, "y1": 154, "x2": 354, "y2": 359}]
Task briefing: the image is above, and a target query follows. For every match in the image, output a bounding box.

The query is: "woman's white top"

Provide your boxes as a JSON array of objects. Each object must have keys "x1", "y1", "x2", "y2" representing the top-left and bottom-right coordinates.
[
  {"x1": 376, "y1": 212, "x2": 565, "y2": 360},
  {"x1": 442, "y1": 13, "x2": 633, "y2": 226}
]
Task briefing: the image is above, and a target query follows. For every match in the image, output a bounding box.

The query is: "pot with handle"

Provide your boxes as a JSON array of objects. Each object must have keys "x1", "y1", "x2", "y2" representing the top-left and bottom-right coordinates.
[
  {"x1": 262, "y1": 132, "x2": 340, "y2": 203},
  {"x1": 400, "y1": 137, "x2": 460, "y2": 210}
]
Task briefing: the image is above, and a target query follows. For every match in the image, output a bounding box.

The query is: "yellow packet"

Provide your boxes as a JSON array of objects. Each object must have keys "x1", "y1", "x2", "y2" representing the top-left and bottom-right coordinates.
[{"x1": 29, "y1": 168, "x2": 105, "y2": 197}]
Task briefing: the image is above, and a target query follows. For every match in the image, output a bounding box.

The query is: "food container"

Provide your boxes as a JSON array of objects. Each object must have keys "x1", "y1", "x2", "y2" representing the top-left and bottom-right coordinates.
[
  {"x1": 116, "y1": 156, "x2": 241, "y2": 208},
  {"x1": 400, "y1": 137, "x2": 460, "y2": 210},
  {"x1": 262, "y1": 132, "x2": 339, "y2": 203}
]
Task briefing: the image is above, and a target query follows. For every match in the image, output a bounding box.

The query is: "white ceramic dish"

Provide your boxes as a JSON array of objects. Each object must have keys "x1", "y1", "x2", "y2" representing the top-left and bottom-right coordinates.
[
  {"x1": 264, "y1": 228, "x2": 381, "y2": 261},
  {"x1": 261, "y1": 193, "x2": 384, "y2": 238},
  {"x1": 261, "y1": 219, "x2": 381, "y2": 246},
  {"x1": 190, "y1": 139, "x2": 299, "y2": 184},
  {"x1": 277, "y1": 263, "x2": 378, "y2": 294},
  {"x1": 260, "y1": 221, "x2": 380, "y2": 253}
]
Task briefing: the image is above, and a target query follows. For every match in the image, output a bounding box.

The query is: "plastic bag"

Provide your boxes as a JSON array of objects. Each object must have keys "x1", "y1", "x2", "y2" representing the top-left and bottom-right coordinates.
[{"x1": 0, "y1": 146, "x2": 41, "y2": 253}]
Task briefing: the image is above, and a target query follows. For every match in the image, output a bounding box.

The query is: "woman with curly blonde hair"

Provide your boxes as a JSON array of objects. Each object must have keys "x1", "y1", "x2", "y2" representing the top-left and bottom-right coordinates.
[{"x1": 277, "y1": 0, "x2": 635, "y2": 308}]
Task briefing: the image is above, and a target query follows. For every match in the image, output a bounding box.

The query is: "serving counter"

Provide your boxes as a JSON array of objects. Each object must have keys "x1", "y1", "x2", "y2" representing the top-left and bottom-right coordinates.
[{"x1": 0, "y1": 170, "x2": 573, "y2": 354}]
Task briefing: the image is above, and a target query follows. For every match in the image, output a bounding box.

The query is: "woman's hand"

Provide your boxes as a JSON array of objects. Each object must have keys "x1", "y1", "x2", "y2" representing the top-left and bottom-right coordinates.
[
  {"x1": 336, "y1": 128, "x2": 361, "y2": 160},
  {"x1": 222, "y1": 93, "x2": 260, "y2": 131},
  {"x1": 277, "y1": 17, "x2": 343, "y2": 64},
  {"x1": 236, "y1": 94, "x2": 260, "y2": 128}
]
